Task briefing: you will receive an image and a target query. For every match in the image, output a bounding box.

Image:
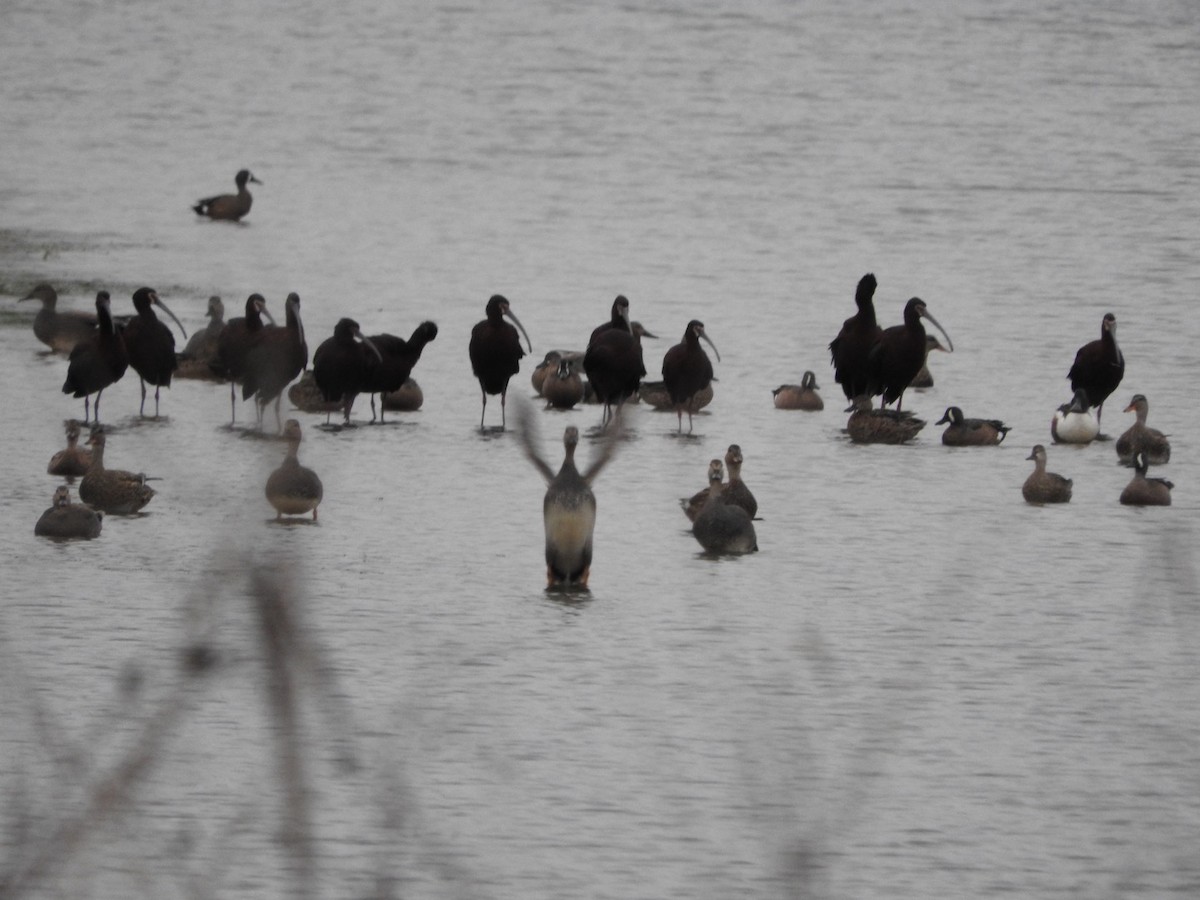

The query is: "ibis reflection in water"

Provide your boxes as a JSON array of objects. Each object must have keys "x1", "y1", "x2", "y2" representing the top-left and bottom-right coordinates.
[
  {"x1": 661, "y1": 320, "x2": 720, "y2": 434},
  {"x1": 468, "y1": 295, "x2": 532, "y2": 430},
  {"x1": 1068, "y1": 312, "x2": 1124, "y2": 430},
  {"x1": 123, "y1": 287, "x2": 188, "y2": 418},
  {"x1": 35, "y1": 485, "x2": 103, "y2": 540},
  {"x1": 62, "y1": 291, "x2": 128, "y2": 425},
  {"x1": 1022, "y1": 445, "x2": 1072, "y2": 504},
  {"x1": 513, "y1": 401, "x2": 620, "y2": 588},
  {"x1": 1115, "y1": 394, "x2": 1169, "y2": 466},
  {"x1": 193, "y1": 169, "x2": 262, "y2": 222},
  {"x1": 20, "y1": 283, "x2": 97, "y2": 354},
  {"x1": 266, "y1": 419, "x2": 323, "y2": 521}
]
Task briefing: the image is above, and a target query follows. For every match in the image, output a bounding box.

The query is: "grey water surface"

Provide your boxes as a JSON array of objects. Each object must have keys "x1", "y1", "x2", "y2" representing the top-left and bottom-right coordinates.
[{"x1": 2, "y1": 1, "x2": 1200, "y2": 897}]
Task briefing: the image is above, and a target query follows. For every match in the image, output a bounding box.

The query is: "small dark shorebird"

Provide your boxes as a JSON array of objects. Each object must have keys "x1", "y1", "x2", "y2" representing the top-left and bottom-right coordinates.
[
  {"x1": 79, "y1": 429, "x2": 156, "y2": 515},
  {"x1": 35, "y1": 485, "x2": 103, "y2": 540},
  {"x1": 1119, "y1": 452, "x2": 1173, "y2": 507},
  {"x1": 1115, "y1": 394, "x2": 1169, "y2": 466},
  {"x1": 1022, "y1": 445, "x2": 1072, "y2": 504},
  {"x1": 936, "y1": 406, "x2": 1011, "y2": 446},
  {"x1": 691, "y1": 459, "x2": 758, "y2": 555},
  {"x1": 266, "y1": 419, "x2": 324, "y2": 521},
  {"x1": 193, "y1": 169, "x2": 262, "y2": 221},
  {"x1": 772, "y1": 371, "x2": 823, "y2": 411},
  {"x1": 47, "y1": 420, "x2": 92, "y2": 478}
]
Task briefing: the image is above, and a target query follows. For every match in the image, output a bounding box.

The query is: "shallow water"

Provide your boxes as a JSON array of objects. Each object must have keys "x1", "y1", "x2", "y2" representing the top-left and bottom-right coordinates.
[{"x1": 2, "y1": 1, "x2": 1200, "y2": 897}]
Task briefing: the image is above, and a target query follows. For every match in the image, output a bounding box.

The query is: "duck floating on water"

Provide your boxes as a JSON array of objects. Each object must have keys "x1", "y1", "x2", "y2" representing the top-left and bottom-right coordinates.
[
  {"x1": 47, "y1": 420, "x2": 92, "y2": 478},
  {"x1": 1115, "y1": 394, "x2": 1169, "y2": 466},
  {"x1": 1119, "y1": 452, "x2": 1173, "y2": 506},
  {"x1": 79, "y1": 429, "x2": 156, "y2": 515},
  {"x1": 691, "y1": 459, "x2": 758, "y2": 555},
  {"x1": 1051, "y1": 389, "x2": 1099, "y2": 444},
  {"x1": 542, "y1": 355, "x2": 585, "y2": 410},
  {"x1": 772, "y1": 371, "x2": 823, "y2": 410},
  {"x1": 845, "y1": 396, "x2": 926, "y2": 444},
  {"x1": 19, "y1": 283, "x2": 97, "y2": 354},
  {"x1": 937, "y1": 406, "x2": 1011, "y2": 446},
  {"x1": 381, "y1": 378, "x2": 425, "y2": 412},
  {"x1": 682, "y1": 458, "x2": 724, "y2": 522},
  {"x1": 1022, "y1": 445, "x2": 1072, "y2": 504},
  {"x1": 35, "y1": 485, "x2": 103, "y2": 540},
  {"x1": 193, "y1": 169, "x2": 262, "y2": 222},
  {"x1": 266, "y1": 419, "x2": 323, "y2": 521}
]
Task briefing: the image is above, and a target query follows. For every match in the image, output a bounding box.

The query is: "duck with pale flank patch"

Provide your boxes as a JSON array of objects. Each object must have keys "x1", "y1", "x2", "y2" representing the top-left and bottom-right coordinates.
[
  {"x1": 468, "y1": 295, "x2": 532, "y2": 430},
  {"x1": 1119, "y1": 452, "x2": 1173, "y2": 506},
  {"x1": 661, "y1": 320, "x2": 720, "y2": 434},
  {"x1": 62, "y1": 291, "x2": 128, "y2": 425},
  {"x1": 193, "y1": 169, "x2": 262, "y2": 221},
  {"x1": 937, "y1": 406, "x2": 1011, "y2": 446},
  {"x1": 867, "y1": 297, "x2": 953, "y2": 411},
  {"x1": 910, "y1": 334, "x2": 950, "y2": 389},
  {"x1": 176, "y1": 296, "x2": 226, "y2": 380},
  {"x1": 772, "y1": 371, "x2": 823, "y2": 410},
  {"x1": 692, "y1": 459, "x2": 758, "y2": 555},
  {"x1": 514, "y1": 402, "x2": 620, "y2": 588},
  {"x1": 79, "y1": 428, "x2": 156, "y2": 515},
  {"x1": 35, "y1": 485, "x2": 103, "y2": 540},
  {"x1": 1068, "y1": 312, "x2": 1123, "y2": 430},
  {"x1": 266, "y1": 420, "x2": 323, "y2": 521},
  {"x1": 1051, "y1": 388, "x2": 1098, "y2": 444},
  {"x1": 542, "y1": 355, "x2": 585, "y2": 410},
  {"x1": 1022, "y1": 445, "x2": 1072, "y2": 504},
  {"x1": 47, "y1": 420, "x2": 92, "y2": 478},
  {"x1": 19, "y1": 284, "x2": 97, "y2": 353},
  {"x1": 845, "y1": 396, "x2": 926, "y2": 444},
  {"x1": 287, "y1": 371, "x2": 341, "y2": 414},
  {"x1": 1115, "y1": 394, "x2": 1169, "y2": 466},
  {"x1": 123, "y1": 287, "x2": 188, "y2": 418}
]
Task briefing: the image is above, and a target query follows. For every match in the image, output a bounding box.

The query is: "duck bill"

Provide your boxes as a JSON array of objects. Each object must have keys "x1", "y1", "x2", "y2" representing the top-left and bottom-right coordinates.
[
  {"x1": 505, "y1": 310, "x2": 533, "y2": 354},
  {"x1": 700, "y1": 331, "x2": 721, "y2": 363},
  {"x1": 359, "y1": 332, "x2": 384, "y2": 362},
  {"x1": 154, "y1": 296, "x2": 188, "y2": 340},
  {"x1": 919, "y1": 309, "x2": 953, "y2": 352}
]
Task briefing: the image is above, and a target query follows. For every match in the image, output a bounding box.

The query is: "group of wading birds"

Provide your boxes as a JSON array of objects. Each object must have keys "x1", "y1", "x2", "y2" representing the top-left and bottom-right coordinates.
[{"x1": 24, "y1": 172, "x2": 1174, "y2": 586}]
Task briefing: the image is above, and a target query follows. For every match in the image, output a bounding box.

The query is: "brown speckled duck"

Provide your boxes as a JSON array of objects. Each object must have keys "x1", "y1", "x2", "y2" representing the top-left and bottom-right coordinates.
[
  {"x1": 845, "y1": 396, "x2": 926, "y2": 444},
  {"x1": 176, "y1": 296, "x2": 226, "y2": 380},
  {"x1": 79, "y1": 429, "x2": 156, "y2": 515},
  {"x1": 47, "y1": 420, "x2": 92, "y2": 478},
  {"x1": 772, "y1": 371, "x2": 823, "y2": 410},
  {"x1": 1022, "y1": 445, "x2": 1072, "y2": 504},
  {"x1": 35, "y1": 485, "x2": 103, "y2": 539},
  {"x1": 692, "y1": 460, "x2": 758, "y2": 555},
  {"x1": 266, "y1": 420, "x2": 323, "y2": 521},
  {"x1": 1119, "y1": 452, "x2": 1173, "y2": 507},
  {"x1": 1114, "y1": 394, "x2": 1170, "y2": 466}
]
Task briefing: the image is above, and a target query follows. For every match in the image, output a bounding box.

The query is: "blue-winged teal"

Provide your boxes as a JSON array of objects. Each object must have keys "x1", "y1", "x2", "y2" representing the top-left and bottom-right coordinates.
[
  {"x1": 661, "y1": 320, "x2": 720, "y2": 434},
  {"x1": 361, "y1": 322, "x2": 438, "y2": 422},
  {"x1": 869, "y1": 298, "x2": 953, "y2": 411},
  {"x1": 176, "y1": 296, "x2": 226, "y2": 380},
  {"x1": 79, "y1": 429, "x2": 156, "y2": 514},
  {"x1": 312, "y1": 318, "x2": 383, "y2": 425},
  {"x1": 62, "y1": 292, "x2": 128, "y2": 425},
  {"x1": 19, "y1": 284, "x2": 97, "y2": 354},
  {"x1": 1115, "y1": 394, "x2": 1169, "y2": 466},
  {"x1": 1119, "y1": 452, "x2": 1173, "y2": 506},
  {"x1": 1051, "y1": 389, "x2": 1099, "y2": 444},
  {"x1": 123, "y1": 287, "x2": 187, "y2": 418},
  {"x1": 468, "y1": 295, "x2": 532, "y2": 430},
  {"x1": 47, "y1": 420, "x2": 92, "y2": 478},
  {"x1": 829, "y1": 273, "x2": 881, "y2": 401},
  {"x1": 937, "y1": 406, "x2": 1011, "y2": 446},
  {"x1": 1068, "y1": 312, "x2": 1123, "y2": 429},
  {"x1": 845, "y1": 396, "x2": 926, "y2": 444},
  {"x1": 193, "y1": 169, "x2": 261, "y2": 221},
  {"x1": 772, "y1": 371, "x2": 823, "y2": 410},
  {"x1": 266, "y1": 420, "x2": 323, "y2": 521},
  {"x1": 35, "y1": 485, "x2": 103, "y2": 539},
  {"x1": 1022, "y1": 445, "x2": 1072, "y2": 504},
  {"x1": 692, "y1": 460, "x2": 758, "y2": 555}
]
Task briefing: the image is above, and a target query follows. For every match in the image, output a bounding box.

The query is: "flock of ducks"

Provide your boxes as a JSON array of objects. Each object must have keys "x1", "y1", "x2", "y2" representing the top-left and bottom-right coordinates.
[{"x1": 20, "y1": 177, "x2": 1175, "y2": 583}]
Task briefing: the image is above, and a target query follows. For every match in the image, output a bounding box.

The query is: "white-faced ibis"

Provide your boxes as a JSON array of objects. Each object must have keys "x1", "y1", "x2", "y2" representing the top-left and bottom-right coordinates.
[
  {"x1": 867, "y1": 297, "x2": 953, "y2": 411},
  {"x1": 829, "y1": 273, "x2": 882, "y2": 401},
  {"x1": 845, "y1": 396, "x2": 926, "y2": 444},
  {"x1": 910, "y1": 334, "x2": 950, "y2": 389},
  {"x1": 1051, "y1": 389, "x2": 1098, "y2": 444},
  {"x1": 312, "y1": 318, "x2": 383, "y2": 425},
  {"x1": 937, "y1": 406, "x2": 1011, "y2": 446},
  {"x1": 266, "y1": 419, "x2": 323, "y2": 521},
  {"x1": 176, "y1": 296, "x2": 226, "y2": 380},
  {"x1": 1115, "y1": 394, "x2": 1170, "y2": 466},
  {"x1": 35, "y1": 485, "x2": 103, "y2": 540},
  {"x1": 80, "y1": 428, "x2": 156, "y2": 514},
  {"x1": 661, "y1": 320, "x2": 720, "y2": 434},
  {"x1": 589, "y1": 295, "x2": 633, "y2": 346},
  {"x1": 242, "y1": 292, "x2": 308, "y2": 431},
  {"x1": 19, "y1": 283, "x2": 97, "y2": 353},
  {"x1": 722, "y1": 444, "x2": 758, "y2": 519},
  {"x1": 360, "y1": 321, "x2": 439, "y2": 423},
  {"x1": 583, "y1": 301, "x2": 653, "y2": 426},
  {"x1": 1119, "y1": 452, "x2": 1173, "y2": 506},
  {"x1": 514, "y1": 403, "x2": 620, "y2": 588},
  {"x1": 1023, "y1": 445, "x2": 1072, "y2": 504},
  {"x1": 47, "y1": 420, "x2": 92, "y2": 478},
  {"x1": 542, "y1": 356, "x2": 584, "y2": 409},
  {"x1": 772, "y1": 371, "x2": 824, "y2": 410},
  {"x1": 193, "y1": 169, "x2": 262, "y2": 221},
  {"x1": 692, "y1": 459, "x2": 758, "y2": 555},
  {"x1": 681, "y1": 458, "x2": 725, "y2": 522},
  {"x1": 1068, "y1": 312, "x2": 1124, "y2": 428},
  {"x1": 62, "y1": 291, "x2": 128, "y2": 425},
  {"x1": 215, "y1": 294, "x2": 274, "y2": 424},
  {"x1": 468, "y1": 294, "x2": 532, "y2": 430},
  {"x1": 123, "y1": 287, "x2": 187, "y2": 418}
]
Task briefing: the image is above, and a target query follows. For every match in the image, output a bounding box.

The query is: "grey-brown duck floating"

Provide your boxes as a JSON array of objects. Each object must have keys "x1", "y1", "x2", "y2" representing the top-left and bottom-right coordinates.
[
  {"x1": 62, "y1": 291, "x2": 128, "y2": 425},
  {"x1": 1022, "y1": 445, "x2": 1072, "y2": 504},
  {"x1": 722, "y1": 444, "x2": 758, "y2": 519},
  {"x1": 242, "y1": 292, "x2": 308, "y2": 431},
  {"x1": 19, "y1": 283, "x2": 97, "y2": 354},
  {"x1": 772, "y1": 371, "x2": 823, "y2": 410},
  {"x1": 193, "y1": 169, "x2": 262, "y2": 221},
  {"x1": 1068, "y1": 312, "x2": 1124, "y2": 430},
  {"x1": 692, "y1": 459, "x2": 758, "y2": 555},
  {"x1": 266, "y1": 419, "x2": 323, "y2": 521},
  {"x1": 661, "y1": 319, "x2": 720, "y2": 434},
  {"x1": 47, "y1": 420, "x2": 92, "y2": 478},
  {"x1": 35, "y1": 485, "x2": 103, "y2": 540},
  {"x1": 123, "y1": 287, "x2": 187, "y2": 418},
  {"x1": 867, "y1": 297, "x2": 953, "y2": 411},
  {"x1": 1051, "y1": 388, "x2": 1098, "y2": 444},
  {"x1": 681, "y1": 458, "x2": 724, "y2": 522},
  {"x1": 531, "y1": 350, "x2": 563, "y2": 396},
  {"x1": 1115, "y1": 394, "x2": 1169, "y2": 466},
  {"x1": 79, "y1": 428, "x2": 156, "y2": 514},
  {"x1": 639, "y1": 375, "x2": 711, "y2": 411},
  {"x1": 1119, "y1": 451, "x2": 1173, "y2": 506},
  {"x1": 845, "y1": 396, "x2": 926, "y2": 444},
  {"x1": 176, "y1": 296, "x2": 226, "y2": 380},
  {"x1": 468, "y1": 294, "x2": 532, "y2": 430},
  {"x1": 937, "y1": 406, "x2": 1011, "y2": 446}
]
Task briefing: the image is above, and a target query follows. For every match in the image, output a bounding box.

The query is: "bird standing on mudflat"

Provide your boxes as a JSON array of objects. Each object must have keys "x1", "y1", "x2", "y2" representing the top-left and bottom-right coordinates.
[
  {"x1": 123, "y1": 287, "x2": 188, "y2": 418},
  {"x1": 468, "y1": 294, "x2": 532, "y2": 430},
  {"x1": 193, "y1": 169, "x2": 262, "y2": 221},
  {"x1": 1068, "y1": 312, "x2": 1124, "y2": 430},
  {"x1": 1022, "y1": 445, "x2": 1072, "y2": 504},
  {"x1": 266, "y1": 419, "x2": 323, "y2": 521},
  {"x1": 661, "y1": 320, "x2": 720, "y2": 434},
  {"x1": 35, "y1": 485, "x2": 103, "y2": 540},
  {"x1": 62, "y1": 291, "x2": 128, "y2": 425},
  {"x1": 19, "y1": 283, "x2": 97, "y2": 354}
]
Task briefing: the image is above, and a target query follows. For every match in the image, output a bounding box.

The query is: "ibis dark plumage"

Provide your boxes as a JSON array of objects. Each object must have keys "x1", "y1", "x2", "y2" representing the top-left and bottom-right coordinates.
[
  {"x1": 468, "y1": 294, "x2": 532, "y2": 430},
  {"x1": 312, "y1": 318, "x2": 383, "y2": 425},
  {"x1": 360, "y1": 321, "x2": 439, "y2": 423},
  {"x1": 584, "y1": 304, "x2": 653, "y2": 426},
  {"x1": 193, "y1": 169, "x2": 262, "y2": 221},
  {"x1": 242, "y1": 293, "x2": 308, "y2": 432},
  {"x1": 772, "y1": 371, "x2": 824, "y2": 410},
  {"x1": 62, "y1": 291, "x2": 128, "y2": 425},
  {"x1": 867, "y1": 297, "x2": 953, "y2": 410},
  {"x1": 20, "y1": 283, "x2": 97, "y2": 353},
  {"x1": 829, "y1": 273, "x2": 882, "y2": 401},
  {"x1": 661, "y1": 320, "x2": 720, "y2": 434},
  {"x1": 123, "y1": 287, "x2": 187, "y2": 418},
  {"x1": 215, "y1": 294, "x2": 274, "y2": 424},
  {"x1": 1067, "y1": 312, "x2": 1124, "y2": 429}
]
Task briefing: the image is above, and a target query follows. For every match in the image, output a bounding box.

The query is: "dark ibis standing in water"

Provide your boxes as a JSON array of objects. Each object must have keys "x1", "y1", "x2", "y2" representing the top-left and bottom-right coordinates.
[
  {"x1": 589, "y1": 295, "x2": 632, "y2": 346},
  {"x1": 582, "y1": 296, "x2": 653, "y2": 427},
  {"x1": 62, "y1": 291, "x2": 128, "y2": 424},
  {"x1": 867, "y1": 297, "x2": 953, "y2": 410},
  {"x1": 215, "y1": 294, "x2": 274, "y2": 424},
  {"x1": 20, "y1": 283, "x2": 97, "y2": 354},
  {"x1": 122, "y1": 287, "x2": 187, "y2": 418},
  {"x1": 468, "y1": 294, "x2": 532, "y2": 430},
  {"x1": 241, "y1": 292, "x2": 308, "y2": 432},
  {"x1": 193, "y1": 169, "x2": 262, "y2": 222},
  {"x1": 661, "y1": 319, "x2": 720, "y2": 434},
  {"x1": 828, "y1": 273, "x2": 882, "y2": 401},
  {"x1": 312, "y1": 318, "x2": 383, "y2": 425},
  {"x1": 1067, "y1": 312, "x2": 1124, "y2": 429},
  {"x1": 360, "y1": 321, "x2": 439, "y2": 423}
]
